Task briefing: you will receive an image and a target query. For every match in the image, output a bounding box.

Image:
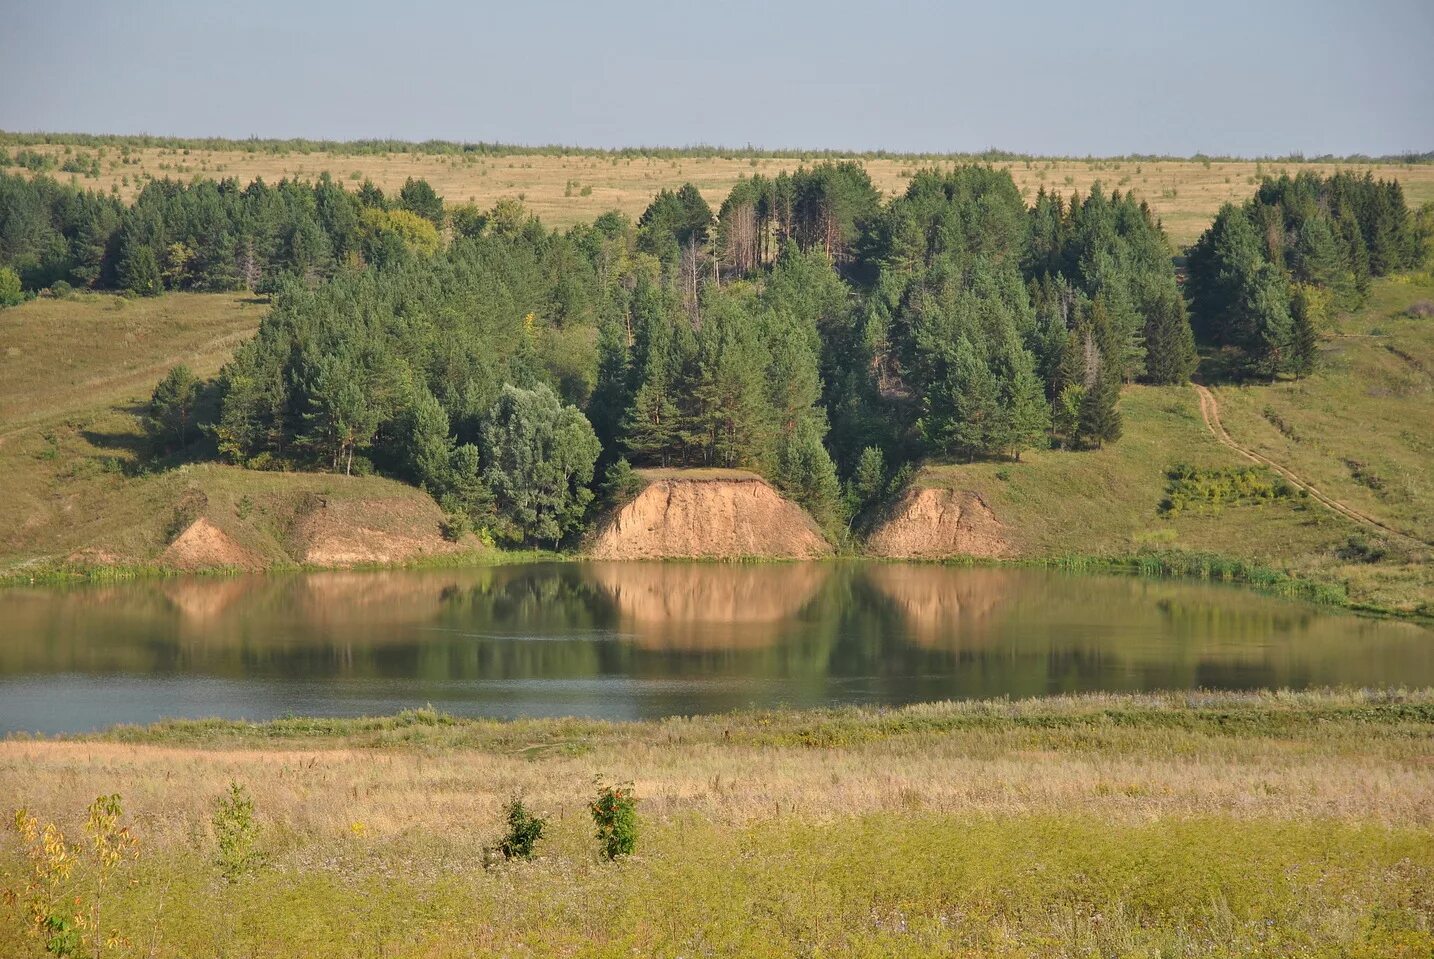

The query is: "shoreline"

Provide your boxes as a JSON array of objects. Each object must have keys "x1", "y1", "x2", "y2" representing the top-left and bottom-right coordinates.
[
  {"x1": 3, "y1": 546, "x2": 1426, "y2": 624},
  {"x1": 42, "y1": 685, "x2": 1433, "y2": 746}
]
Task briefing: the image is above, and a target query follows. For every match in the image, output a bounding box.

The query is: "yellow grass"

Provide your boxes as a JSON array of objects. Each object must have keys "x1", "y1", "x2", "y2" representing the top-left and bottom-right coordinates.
[
  {"x1": 1, "y1": 691, "x2": 1431, "y2": 956},
  {"x1": 13, "y1": 144, "x2": 1434, "y2": 246}
]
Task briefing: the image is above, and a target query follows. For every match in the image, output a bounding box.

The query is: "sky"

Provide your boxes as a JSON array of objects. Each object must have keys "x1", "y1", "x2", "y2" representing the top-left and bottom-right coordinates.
[{"x1": 2, "y1": 0, "x2": 1431, "y2": 157}]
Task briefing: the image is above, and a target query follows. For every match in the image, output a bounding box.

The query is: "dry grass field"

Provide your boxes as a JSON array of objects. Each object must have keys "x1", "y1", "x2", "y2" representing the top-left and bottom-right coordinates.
[
  {"x1": 1, "y1": 690, "x2": 1431, "y2": 956},
  {"x1": 9, "y1": 141, "x2": 1434, "y2": 246}
]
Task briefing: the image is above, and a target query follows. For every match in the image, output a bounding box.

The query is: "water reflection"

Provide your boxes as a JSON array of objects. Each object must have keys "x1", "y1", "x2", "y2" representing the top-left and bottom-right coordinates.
[
  {"x1": 0, "y1": 562, "x2": 1428, "y2": 733},
  {"x1": 588, "y1": 561, "x2": 830, "y2": 649}
]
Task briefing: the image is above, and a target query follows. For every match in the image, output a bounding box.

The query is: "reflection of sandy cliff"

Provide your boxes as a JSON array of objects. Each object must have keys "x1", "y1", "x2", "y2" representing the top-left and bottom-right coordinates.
[
  {"x1": 586, "y1": 562, "x2": 829, "y2": 650},
  {"x1": 161, "y1": 576, "x2": 262, "y2": 621},
  {"x1": 862, "y1": 566, "x2": 1013, "y2": 648},
  {"x1": 159, "y1": 571, "x2": 469, "y2": 627},
  {"x1": 293, "y1": 571, "x2": 471, "y2": 621}
]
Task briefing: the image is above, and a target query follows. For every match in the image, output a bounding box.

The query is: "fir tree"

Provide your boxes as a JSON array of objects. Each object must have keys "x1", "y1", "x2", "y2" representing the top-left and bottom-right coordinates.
[{"x1": 1077, "y1": 374, "x2": 1122, "y2": 449}]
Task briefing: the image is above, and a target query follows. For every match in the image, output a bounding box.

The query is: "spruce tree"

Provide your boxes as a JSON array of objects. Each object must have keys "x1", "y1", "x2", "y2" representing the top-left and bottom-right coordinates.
[
  {"x1": 1004, "y1": 365, "x2": 1051, "y2": 461},
  {"x1": 1289, "y1": 300, "x2": 1318, "y2": 379},
  {"x1": 1141, "y1": 288, "x2": 1198, "y2": 384},
  {"x1": 1077, "y1": 374, "x2": 1122, "y2": 449},
  {"x1": 117, "y1": 241, "x2": 161, "y2": 296}
]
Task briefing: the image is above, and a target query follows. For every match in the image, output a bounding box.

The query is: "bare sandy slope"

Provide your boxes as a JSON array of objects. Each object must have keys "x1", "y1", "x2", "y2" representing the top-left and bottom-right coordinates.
[
  {"x1": 865, "y1": 487, "x2": 1011, "y2": 559},
  {"x1": 588, "y1": 470, "x2": 832, "y2": 560}
]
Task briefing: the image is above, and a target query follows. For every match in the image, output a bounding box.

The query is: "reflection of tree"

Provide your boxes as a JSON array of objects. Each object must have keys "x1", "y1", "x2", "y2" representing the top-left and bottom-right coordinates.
[{"x1": 584, "y1": 562, "x2": 829, "y2": 650}]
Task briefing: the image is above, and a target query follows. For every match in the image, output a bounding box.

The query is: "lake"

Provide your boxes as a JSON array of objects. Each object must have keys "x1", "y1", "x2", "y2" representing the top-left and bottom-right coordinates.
[{"x1": 0, "y1": 562, "x2": 1428, "y2": 733}]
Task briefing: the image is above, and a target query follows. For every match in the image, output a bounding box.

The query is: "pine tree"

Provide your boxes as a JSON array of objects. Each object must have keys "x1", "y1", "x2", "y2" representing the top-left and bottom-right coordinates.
[
  {"x1": 403, "y1": 388, "x2": 455, "y2": 491},
  {"x1": 773, "y1": 416, "x2": 844, "y2": 534},
  {"x1": 147, "y1": 364, "x2": 200, "y2": 453},
  {"x1": 1245, "y1": 263, "x2": 1294, "y2": 379},
  {"x1": 624, "y1": 378, "x2": 680, "y2": 465}
]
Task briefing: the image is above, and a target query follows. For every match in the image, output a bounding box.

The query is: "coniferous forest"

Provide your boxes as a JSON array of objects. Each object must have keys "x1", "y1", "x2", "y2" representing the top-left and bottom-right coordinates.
[{"x1": 0, "y1": 164, "x2": 1420, "y2": 545}]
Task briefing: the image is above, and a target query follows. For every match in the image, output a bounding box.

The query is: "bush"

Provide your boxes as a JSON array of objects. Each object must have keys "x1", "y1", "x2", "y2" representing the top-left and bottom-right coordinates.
[
  {"x1": 497, "y1": 798, "x2": 546, "y2": 861},
  {"x1": 0, "y1": 266, "x2": 24, "y2": 308},
  {"x1": 590, "y1": 779, "x2": 638, "y2": 860},
  {"x1": 1336, "y1": 535, "x2": 1387, "y2": 564},
  {"x1": 1159, "y1": 463, "x2": 1296, "y2": 515},
  {"x1": 212, "y1": 782, "x2": 261, "y2": 879}
]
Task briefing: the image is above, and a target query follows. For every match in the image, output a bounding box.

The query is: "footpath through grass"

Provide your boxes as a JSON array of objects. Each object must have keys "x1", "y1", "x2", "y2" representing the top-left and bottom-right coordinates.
[{"x1": 2, "y1": 690, "x2": 1431, "y2": 957}]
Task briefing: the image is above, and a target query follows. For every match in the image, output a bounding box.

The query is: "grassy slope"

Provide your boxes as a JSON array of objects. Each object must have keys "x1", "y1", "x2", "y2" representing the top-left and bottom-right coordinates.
[
  {"x1": 0, "y1": 293, "x2": 474, "y2": 574},
  {"x1": 1, "y1": 691, "x2": 1430, "y2": 956},
  {"x1": 1210, "y1": 275, "x2": 1434, "y2": 597},
  {"x1": 8, "y1": 143, "x2": 1434, "y2": 246},
  {"x1": 908, "y1": 275, "x2": 1434, "y2": 614}
]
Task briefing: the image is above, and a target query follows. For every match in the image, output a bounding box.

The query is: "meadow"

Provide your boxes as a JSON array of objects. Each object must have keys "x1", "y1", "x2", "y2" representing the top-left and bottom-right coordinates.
[
  {"x1": 8, "y1": 137, "x2": 1434, "y2": 246},
  {"x1": 2, "y1": 690, "x2": 1431, "y2": 957}
]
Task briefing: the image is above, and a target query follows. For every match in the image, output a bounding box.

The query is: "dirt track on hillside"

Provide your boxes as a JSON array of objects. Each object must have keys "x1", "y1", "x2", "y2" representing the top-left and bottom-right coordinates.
[{"x1": 1193, "y1": 383, "x2": 1430, "y2": 548}]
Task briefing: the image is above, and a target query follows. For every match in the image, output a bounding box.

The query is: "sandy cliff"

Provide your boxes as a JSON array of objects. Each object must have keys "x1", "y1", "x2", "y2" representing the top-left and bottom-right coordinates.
[
  {"x1": 588, "y1": 470, "x2": 832, "y2": 560},
  {"x1": 865, "y1": 487, "x2": 1010, "y2": 559}
]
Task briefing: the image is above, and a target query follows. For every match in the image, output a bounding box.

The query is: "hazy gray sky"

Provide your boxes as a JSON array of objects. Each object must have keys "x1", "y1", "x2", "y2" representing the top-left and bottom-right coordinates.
[{"x1": 2, "y1": 0, "x2": 1431, "y2": 156}]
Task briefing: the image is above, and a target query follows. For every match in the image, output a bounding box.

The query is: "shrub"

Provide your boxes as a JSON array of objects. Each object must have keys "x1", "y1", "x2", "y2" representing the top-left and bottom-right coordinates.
[
  {"x1": 497, "y1": 798, "x2": 546, "y2": 861},
  {"x1": 1336, "y1": 535, "x2": 1387, "y2": 564},
  {"x1": 6, "y1": 795, "x2": 138, "y2": 959},
  {"x1": 1159, "y1": 463, "x2": 1296, "y2": 515},
  {"x1": 212, "y1": 782, "x2": 261, "y2": 879},
  {"x1": 590, "y1": 779, "x2": 638, "y2": 860},
  {"x1": 0, "y1": 266, "x2": 24, "y2": 308}
]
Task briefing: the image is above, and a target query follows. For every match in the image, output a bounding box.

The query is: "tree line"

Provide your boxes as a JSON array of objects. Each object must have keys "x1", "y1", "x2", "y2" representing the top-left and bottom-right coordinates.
[
  {"x1": 19, "y1": 161, "x2": 1420, "y2": 548},
  {"x1": 0, "y1": 169, "x2": 449, "y2": 295},
  {"x1": 1185, "y1": 171, "x2": 1420, "y2": 378},
  {"x1": 7, "y1": 131, "x2": 1433, "y2": 164}
]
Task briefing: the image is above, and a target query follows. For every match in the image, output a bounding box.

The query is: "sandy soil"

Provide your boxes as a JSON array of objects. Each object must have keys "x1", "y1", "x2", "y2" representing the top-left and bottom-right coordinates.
[
  {"x1": 865, "y1": 487, "x2": 1011, "y2": 559},
  {"x1": 588, "y1": 472, "x2": 832, "y2": 559}
]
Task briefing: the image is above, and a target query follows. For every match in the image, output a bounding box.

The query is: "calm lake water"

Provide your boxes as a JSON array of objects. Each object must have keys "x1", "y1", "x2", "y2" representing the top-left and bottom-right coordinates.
[{"x1": 0, "y1": 562, "x2": 1429, "y2": 733}]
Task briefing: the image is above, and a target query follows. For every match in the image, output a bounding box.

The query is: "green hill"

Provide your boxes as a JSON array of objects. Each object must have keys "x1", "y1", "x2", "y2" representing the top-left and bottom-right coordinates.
[
  {"x1": 0, "y1": 293, "x2": 485, "y2": 575},
  {"x1": 885, "y1": 273, "x2": 1433, "y2": 614}
]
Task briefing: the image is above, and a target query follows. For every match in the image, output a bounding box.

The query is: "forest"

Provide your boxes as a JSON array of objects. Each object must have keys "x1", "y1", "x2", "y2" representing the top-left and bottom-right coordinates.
[{"x1": 0, "y1": 162, "x2": 1423, "y2": 546}]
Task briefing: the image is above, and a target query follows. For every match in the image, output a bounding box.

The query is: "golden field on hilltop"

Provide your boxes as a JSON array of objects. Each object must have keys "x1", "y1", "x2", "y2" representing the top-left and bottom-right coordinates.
[{"x1": 10, "y1": 141, "x2": 1434, "y2": 245}]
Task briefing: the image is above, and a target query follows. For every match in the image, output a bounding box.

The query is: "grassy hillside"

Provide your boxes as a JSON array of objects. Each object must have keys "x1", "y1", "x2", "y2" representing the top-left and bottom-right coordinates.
[
  {"x1": 2, "y1": 690, "x2": 1430, "y2": 956},
  {"x1": 1209, "y1": 275, "x2": 1433, "y2": 544},
  {"x1": 901, "y1": 275, "x2": 1434, "y2": 615},
  {"x1": 0, "y1": 293, "x2": 483, "y2": 576},
  {"x1": 2, "y1": 278, "x2": 1430, "y2": 609},
  {"x1": 7, "y1": 140, "x2": 1434, "y2": 245}
]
